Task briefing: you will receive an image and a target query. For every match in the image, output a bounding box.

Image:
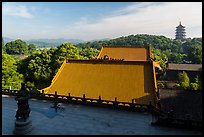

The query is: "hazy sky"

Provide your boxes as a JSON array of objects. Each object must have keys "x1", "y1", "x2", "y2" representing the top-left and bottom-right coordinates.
[{"x1": 2, "y1": 2, "x2": 202, "y2": 41}]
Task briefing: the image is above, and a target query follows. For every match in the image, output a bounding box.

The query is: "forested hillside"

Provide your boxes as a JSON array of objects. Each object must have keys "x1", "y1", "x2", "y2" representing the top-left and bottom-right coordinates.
[
  {"x1": 75, "y1": 34, "x2": 202, "y2": 70},
  {"x1": 76, "y1": 34, "x2": 202, "y2": 64},
  {"x1": 2, "y1": 34, "x2": 202, "y2": 90}
]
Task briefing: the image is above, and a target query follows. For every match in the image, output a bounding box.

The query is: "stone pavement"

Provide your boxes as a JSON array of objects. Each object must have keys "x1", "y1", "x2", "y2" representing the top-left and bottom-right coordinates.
[{"x1": 2, "y1": 95, "x2": 202, "y2": 135}]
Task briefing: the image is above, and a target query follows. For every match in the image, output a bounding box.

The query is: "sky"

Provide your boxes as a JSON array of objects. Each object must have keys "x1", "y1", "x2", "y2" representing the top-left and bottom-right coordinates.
[{"x1": 2, "y1": 2, "x2": 202, "y2": 41}]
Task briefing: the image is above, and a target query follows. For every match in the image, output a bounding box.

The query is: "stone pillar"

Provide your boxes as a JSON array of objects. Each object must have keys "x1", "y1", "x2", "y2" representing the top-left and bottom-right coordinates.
[{"x1": 13, "y1": 117, "x2": 33, "y2": 135}]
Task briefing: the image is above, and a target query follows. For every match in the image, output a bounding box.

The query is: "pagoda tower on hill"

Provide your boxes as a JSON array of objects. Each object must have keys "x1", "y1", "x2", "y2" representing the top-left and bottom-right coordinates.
[{"x1": 175, "y1": 21, "x2": 186, "y2": 40}]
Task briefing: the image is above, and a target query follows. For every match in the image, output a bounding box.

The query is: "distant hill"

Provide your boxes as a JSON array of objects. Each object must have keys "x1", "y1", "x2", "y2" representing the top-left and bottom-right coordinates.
[
  {"x1": 3, "y1": 37, "x2": 86, "y2": 48},
  {"x1": 26, "y1": 38, "x2": 85, "y2": 46},
  {"x1": 3, "y1": 37, "x2": 15, "y2": 43},
  {"x1": 3, "y1": 37, "x2": 111, "y2": 48},
  {"x1": 89, "y1": 38, "x2": 111, "y2": 42},
  {"x1": 75, "y1": 34, "x2": 202, "y2": 51}
]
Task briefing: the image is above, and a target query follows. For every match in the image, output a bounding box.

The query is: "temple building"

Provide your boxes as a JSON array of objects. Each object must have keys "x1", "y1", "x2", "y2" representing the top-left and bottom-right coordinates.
[
  {"x1": 175, "y1": 21, "x2": 186, "y2": 40},
  {"x1": 42, "y1": 46, "x2": 160, "y2": 107}
]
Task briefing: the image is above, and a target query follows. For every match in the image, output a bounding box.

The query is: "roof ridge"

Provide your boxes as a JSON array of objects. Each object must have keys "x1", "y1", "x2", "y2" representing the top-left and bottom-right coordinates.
[{"x1": 102, "y1": 45, "x2": 149, "y2": 48}]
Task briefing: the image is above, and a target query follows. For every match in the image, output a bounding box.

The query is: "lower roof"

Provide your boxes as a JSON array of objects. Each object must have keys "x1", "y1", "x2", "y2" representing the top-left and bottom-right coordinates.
[{"x1": 167, "y1": 63, "x2": 202, "y2": 71}]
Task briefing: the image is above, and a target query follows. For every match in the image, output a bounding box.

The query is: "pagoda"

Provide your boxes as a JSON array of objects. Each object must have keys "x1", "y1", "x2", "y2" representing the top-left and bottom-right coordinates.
[{"x1": 175, "y1": 21, "x2": 186, "y2": 40}]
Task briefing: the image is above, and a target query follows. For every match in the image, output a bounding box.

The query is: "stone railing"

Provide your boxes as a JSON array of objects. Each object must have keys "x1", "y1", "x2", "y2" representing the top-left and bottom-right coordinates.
[
  {"x1": 2, "y1": 89, "x2": 151, "y2": 112},
  {"x1": 2, "y1": 88, "x2": 202, "y2": 130}
]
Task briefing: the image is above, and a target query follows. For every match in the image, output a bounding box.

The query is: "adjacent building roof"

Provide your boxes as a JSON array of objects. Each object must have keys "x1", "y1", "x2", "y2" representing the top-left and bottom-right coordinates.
[
  {"x1": 167, "y1": 63, "x2": 202, "y2": 71},
  {"x1": 97, "y1": 46, "x2": 153, "y2": 61},
  {"x1": 97, "y1": 46, "x2": 161, "y2": 70}
]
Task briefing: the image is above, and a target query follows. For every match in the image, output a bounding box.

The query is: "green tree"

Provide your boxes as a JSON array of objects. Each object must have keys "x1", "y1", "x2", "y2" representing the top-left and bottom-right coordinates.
[
  {"x1": 27, "y1": 44, "x2": 37, "y2": 55},
  {"x1": 181, "y1": 38, "x2": 202, "y2": 53},
  {"x1": 18, "y1": 49, "x2": 53, "y2": 89},
  {"x1": 18, "y1": 43, "x2": 88, "y2": 89},
  {"x1": 152, "y1": 48, "x2": 168, "y2": 70},
  {"x1": 79, "y1": 48, "x2": 99, "y2": 59},
  {"x1": 177, "y1": 71, "x2": 190, "y2": 90},
  {"x1": 51, "y1": 43, "x2": 84, "y2": 74},
  {"x1": 186, "y1": 44, "x2": 202, "y2": 64},
  {"x1": 5, "y1": 39, "x2": 28, "y2": 55},
  {"x1": 2, "y1": 53, "x2": 24, "y2": 89},
  {"x1": 168, "y1": 53, "x2": 187, "y2": 63},
  {"x1": 189, "y1": 76, "x2": 202, "y2": 90}
]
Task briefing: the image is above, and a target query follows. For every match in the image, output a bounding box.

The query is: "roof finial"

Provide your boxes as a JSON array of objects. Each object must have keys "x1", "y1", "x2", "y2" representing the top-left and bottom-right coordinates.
[{"x1": 179, "y1": 21, "x2": 181, "y2": 25}]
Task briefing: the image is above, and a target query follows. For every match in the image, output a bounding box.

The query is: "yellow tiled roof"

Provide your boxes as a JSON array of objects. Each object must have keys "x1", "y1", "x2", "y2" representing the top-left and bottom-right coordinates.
[{"x1": 42, "y1": 59, "x2": 158, "y2": 106}]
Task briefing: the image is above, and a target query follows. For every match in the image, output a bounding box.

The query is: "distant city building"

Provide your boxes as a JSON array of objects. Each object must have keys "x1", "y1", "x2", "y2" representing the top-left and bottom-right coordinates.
[{"x1": 175, "y1": 22, "x2": 186, "y2": 40}]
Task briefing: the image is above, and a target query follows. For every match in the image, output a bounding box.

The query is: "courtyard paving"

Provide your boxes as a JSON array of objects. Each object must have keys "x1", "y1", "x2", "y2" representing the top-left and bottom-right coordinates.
[{"x1": 2, "y1": 95, "x2": 202, "y2": 135}]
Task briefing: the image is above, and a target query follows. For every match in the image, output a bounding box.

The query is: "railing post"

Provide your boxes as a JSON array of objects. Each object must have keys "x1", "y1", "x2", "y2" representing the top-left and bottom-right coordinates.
[
  {"x1": 113, "y1": 97, "x2": 118, "y2": 108},
  {"x1": 98, "y1": 96, "x2": 102, "y2": 105},
  {"x1": 130, "y1": 99, "x2": 135, "y2": 110},
  {"x1": 54, "y1": 91, "x2": 58, "y2": 112},
  {"x1": 67, "y1": 92, "x2": 71, "y2": 103},
  {"x1": 41, "y1": 90, "x2": 45, "y2": 98},
  {"x1": 82, "y1": 94, "x2": 86, "y2": 103},
  {"x1": 54, "y1": 91, "x2": 57, "y2": 98}
]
